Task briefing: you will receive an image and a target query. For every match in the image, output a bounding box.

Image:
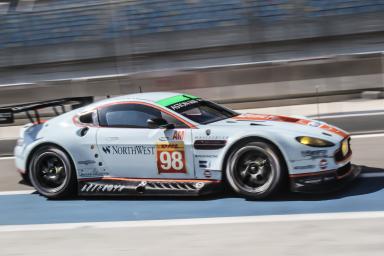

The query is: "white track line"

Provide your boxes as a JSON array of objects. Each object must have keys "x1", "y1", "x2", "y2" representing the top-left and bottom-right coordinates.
[
  {"x1": 317, "y1": 112, "x2": 384, "y2": 119},
  {"x1": 1, "y1": 211, "x2": 384, "y2": 232},
  {"x1": 0, "y1": 156, "x2": 15, "y2": 160},
  {"x1": 0, "y1": 190, "x2": 35, "y2": 196},
  {"x1": 351, "y1": 133, "x2": 384, "y2": 139},
  {"x1": 360, "y1": 173, "x2": 384, "y2": 178}
]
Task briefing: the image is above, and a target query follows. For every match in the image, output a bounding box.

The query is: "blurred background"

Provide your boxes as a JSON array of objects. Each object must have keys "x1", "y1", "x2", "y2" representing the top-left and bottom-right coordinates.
[
  {"x1": 1, "y1": 0, "x2": 384, "y2": 153},
  {"x1": 1, "y1": 1, "x2": 384, "y2": 255},
  {"x1": 0, "y1": 0, "x2": 383, "y2": 105}
]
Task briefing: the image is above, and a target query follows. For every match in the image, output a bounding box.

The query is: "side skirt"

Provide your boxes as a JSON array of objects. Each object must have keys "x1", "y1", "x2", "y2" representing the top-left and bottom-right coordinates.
[{"x1": 78, "y1": 178, "x2": 222, "y2": 196}]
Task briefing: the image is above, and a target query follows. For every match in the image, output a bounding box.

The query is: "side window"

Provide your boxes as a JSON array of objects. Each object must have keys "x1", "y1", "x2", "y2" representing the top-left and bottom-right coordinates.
[
  {"x1": 161, "y1": 112, "x2": 188, "y2": 128},
  {"x1": 99, "y1": 104, "x2": 188, "y2": 128},
  {"x1": 78, "y1": 112, "x2": 94, "y2": 125}
]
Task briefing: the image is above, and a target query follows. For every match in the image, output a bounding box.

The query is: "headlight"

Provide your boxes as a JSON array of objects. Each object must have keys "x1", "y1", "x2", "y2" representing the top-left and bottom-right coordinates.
[
  {"x1": 341, "y1": 139, "x2": 349, "y2": 156},
  {"x1": 296, "y1": 136, "x2": 335, "y2": 147}
]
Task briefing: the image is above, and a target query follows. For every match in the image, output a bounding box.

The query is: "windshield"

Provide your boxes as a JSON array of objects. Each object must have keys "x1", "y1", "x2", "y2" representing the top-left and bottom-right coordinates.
[{"x1": 165, "y1": 98, "x2": 238, "y2": 124}]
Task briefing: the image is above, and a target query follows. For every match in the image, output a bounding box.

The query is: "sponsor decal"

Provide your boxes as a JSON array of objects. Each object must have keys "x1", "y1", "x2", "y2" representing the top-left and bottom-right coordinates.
[
  {"x1": 156, "y1": 94, "x2": 199, "y2": 107},
  {"x1": 102, "y1": 145, "x2": 155, "y2": 155},
  {"x1": 159, "y1": 130, "x2": 185, "y2": 142},
  {"x1": 195, "y1": 154, "x2": 218, "y2": 158},
  {"x1": 204, "y1": 170, "x2": 212, "y2": 178},
  {"x1": 79, "y1": 168, "x2": 109, "y2": 177},
  {"x1": 319, "y1": 159, "x2": 328, "y2": 170},
  {"x1": 199, "y1": 160, "x2": 209, "y2": 168},
  {"x1": 78, "y1": 160, "x2": 96, "y2": 165},
  {"x1": 195, "y1": 182, "x2": 205, "y2": 189},
  {"x1": 172, "y1": 130, "x2": 185, "y2": 140},
  {"x1": 168, "y1": 98, "x2": 201, "y2": 111},
  {"x1": 308, "y1": 121, "x2": 321, "y2": 127},
  {"x1": 294, "y1": 165, "x2": 316, "y2": 170},
  {"x1": 81, "y1": 183, "x2": 127, "y2": 193},
  {"x1": 194, "y1": 135, "x2": 229, "y2": 140},
  {"x1": 156, "y1": 141, "x2": 187, "y2": 174},
  {"x1": 301, "y1": 150, "x2": 329, "y2": 159}
]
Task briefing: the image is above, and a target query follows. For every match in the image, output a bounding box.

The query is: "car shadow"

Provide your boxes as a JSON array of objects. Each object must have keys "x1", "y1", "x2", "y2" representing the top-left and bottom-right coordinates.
[
  {"x1": 63, "y1": 165, "x2": 384, "y2": 202},
  {"x1": 252, "y1": 165, "x2": 384, "y2": 202},
  {"x1": 18, "y1": 179, "x2": 32, "y2": 186}
]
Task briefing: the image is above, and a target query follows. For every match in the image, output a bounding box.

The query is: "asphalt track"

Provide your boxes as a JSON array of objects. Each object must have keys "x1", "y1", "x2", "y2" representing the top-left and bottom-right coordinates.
[
  {"x1": 1, "y1": 134, "x2": 384, "y2": 255},
  {"x1": 319, "y1": 111, "x2": 384, "y2": 134}
]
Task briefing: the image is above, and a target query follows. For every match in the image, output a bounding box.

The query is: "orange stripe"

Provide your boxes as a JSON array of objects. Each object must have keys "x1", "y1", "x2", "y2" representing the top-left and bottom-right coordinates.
[
  {"x1": 233, "y1": 114, "x2": 349, "y2": 138},
  {"x1": 319, "y1": 124, "x2": 348, "y2": 138}
]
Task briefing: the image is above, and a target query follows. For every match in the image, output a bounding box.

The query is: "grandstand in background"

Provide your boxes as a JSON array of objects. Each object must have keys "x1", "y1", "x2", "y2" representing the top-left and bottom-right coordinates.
[{"x1": 0, "y1": 0, "x2": 384, "y2": 84}]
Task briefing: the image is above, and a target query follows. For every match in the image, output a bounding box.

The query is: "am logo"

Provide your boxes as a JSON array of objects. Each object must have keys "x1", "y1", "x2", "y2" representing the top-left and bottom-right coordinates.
[{"x1": 172, "y1": 131, "x2": 185, "y2": 140}]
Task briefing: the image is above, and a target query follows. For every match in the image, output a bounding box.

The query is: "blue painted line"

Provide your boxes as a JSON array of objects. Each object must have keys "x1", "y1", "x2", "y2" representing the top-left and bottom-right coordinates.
[{"x1": 1, "y1": 177, "x2": 384, "y2": 225}]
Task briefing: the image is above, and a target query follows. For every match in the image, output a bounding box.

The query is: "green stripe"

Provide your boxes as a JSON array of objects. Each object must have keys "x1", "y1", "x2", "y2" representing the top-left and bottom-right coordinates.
[{"x1": 157, "y1": 94, "x2": 198, "y2": 107}]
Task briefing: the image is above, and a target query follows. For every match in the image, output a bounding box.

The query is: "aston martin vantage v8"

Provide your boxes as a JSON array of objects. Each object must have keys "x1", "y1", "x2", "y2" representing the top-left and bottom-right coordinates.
[{"x1": 8, "y1": 93, "x2": 358, "y2": 199}]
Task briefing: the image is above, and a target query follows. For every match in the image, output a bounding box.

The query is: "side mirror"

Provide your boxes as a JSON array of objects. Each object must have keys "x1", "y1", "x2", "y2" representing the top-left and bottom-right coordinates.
[{"x1": 147, "y1": 118, "x2": 175, "y2": 129}]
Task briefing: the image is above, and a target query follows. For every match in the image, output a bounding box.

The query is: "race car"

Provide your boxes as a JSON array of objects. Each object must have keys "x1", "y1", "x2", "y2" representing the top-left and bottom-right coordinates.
[{"x1": 9, "y1": 92, "x2": 359, "y2": 199}]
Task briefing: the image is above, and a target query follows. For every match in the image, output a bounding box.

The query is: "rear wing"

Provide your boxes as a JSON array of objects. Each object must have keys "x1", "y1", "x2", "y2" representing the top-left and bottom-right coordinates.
[{"x1": 0, "y1": 97, "x2": 93, "y2": 125}]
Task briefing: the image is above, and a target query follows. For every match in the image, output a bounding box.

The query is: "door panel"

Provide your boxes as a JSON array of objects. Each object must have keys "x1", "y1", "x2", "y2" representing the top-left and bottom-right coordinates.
[
  {"x1": 96, "y1": 128, "x2": 195, "y2": 179},
  {"x1": 96, "y1": 102, "x2": 196, "y2": 179}
]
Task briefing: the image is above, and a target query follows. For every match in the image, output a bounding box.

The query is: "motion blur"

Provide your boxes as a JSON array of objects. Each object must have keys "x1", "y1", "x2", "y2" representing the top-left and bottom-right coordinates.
[{"x1": 0, "y1": 1, "x2": 384, "y2": 256}]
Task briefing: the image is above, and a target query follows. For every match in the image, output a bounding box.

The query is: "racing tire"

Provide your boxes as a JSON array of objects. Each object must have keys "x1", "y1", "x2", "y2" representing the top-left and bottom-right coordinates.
[
  {"x1": 225, "y1": 141, "x2": 285, "y2": 199},
  {"x1": 29, "y1": 146, "x2": 77, "y2": 199}
]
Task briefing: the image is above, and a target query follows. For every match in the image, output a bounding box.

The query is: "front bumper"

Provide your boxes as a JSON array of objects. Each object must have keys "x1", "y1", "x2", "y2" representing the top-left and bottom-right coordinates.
[{"x1": 290, "y1": 162, "x2": 360, "y2": 193}]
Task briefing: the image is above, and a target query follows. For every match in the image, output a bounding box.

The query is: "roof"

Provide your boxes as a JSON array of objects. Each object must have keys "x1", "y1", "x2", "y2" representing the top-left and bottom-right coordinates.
[
  {"x1": 85, "y1": 92, "x2": 196, "y2": 110},
  {"x1": 111, "y1": 92, "x2": 183, "y2": 102}
]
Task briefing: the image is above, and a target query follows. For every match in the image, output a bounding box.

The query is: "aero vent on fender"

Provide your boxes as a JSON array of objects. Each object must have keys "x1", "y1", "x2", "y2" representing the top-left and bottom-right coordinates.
[{"x1": 194, "y1": 140, "x2": 227, "y2": 150}]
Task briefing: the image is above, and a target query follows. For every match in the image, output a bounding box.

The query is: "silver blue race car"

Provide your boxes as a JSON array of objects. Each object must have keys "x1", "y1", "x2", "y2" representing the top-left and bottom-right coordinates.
[{"x1": 8, "y1": 92, "x2": 358, "y2": 199}]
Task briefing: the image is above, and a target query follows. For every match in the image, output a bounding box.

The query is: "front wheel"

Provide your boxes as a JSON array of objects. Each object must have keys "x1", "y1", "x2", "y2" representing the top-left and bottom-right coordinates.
[
  {"x1": 225, "y1": 141, "x2": 285, "y2": 199},
  {"x1": 29, "y1": 146, "x2": 77, "y2": 199}
]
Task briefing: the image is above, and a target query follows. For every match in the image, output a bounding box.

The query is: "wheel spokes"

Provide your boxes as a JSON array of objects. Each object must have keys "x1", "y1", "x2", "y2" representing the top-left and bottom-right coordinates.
[
  {"x1": 235, "y1": 151, "x2": 272, "y2": 189},
  {"x1": 36, "y1": 154, "x2": 67, "y2": 189}
]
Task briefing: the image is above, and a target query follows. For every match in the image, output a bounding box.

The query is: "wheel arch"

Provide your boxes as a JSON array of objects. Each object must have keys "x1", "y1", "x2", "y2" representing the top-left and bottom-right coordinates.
[
  {"x1": 221, "y1": 136, "x2": 289, "y2": 177},
  {"x1": 25, "y1": 142, "x2": 76, "y2": 178}
]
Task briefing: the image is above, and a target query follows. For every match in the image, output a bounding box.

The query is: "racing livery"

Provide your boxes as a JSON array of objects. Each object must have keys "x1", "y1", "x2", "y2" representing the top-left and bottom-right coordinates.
[{"x1": 11, "y1": 92, "x2": 359, "y2": 199}]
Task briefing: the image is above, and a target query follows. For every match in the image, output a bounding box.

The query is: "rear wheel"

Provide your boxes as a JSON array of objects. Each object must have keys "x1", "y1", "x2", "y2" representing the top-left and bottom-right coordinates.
[
  {"x1": 225, "y1": 141, "x2": 285, "y2": 199},
  {"x1": 29, "y1": 146, "x2": 77, "y2": 199}
]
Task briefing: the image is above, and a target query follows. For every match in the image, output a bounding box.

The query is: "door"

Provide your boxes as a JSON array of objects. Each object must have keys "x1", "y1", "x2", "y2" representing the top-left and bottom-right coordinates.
[{"x1": 96, "y1": 102, "x2": 195, "y2": 179}]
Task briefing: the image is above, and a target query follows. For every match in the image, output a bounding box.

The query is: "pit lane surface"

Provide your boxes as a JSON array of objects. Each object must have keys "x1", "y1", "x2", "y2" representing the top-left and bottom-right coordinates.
[
  {"x1": 2, "y1": 217, "x2": 384, "y2": 256},
  {"x1": 1, "y1": 134, "x2": 384, "y2": 255},
  {"x1": 0, "y1": 134, "x2": 384, "y2": 226}
]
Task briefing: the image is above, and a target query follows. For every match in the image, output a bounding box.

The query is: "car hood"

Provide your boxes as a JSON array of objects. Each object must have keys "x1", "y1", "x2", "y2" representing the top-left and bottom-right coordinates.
[{"x1": 208, "y1": 113, "x2": 349, "y2": 139}]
